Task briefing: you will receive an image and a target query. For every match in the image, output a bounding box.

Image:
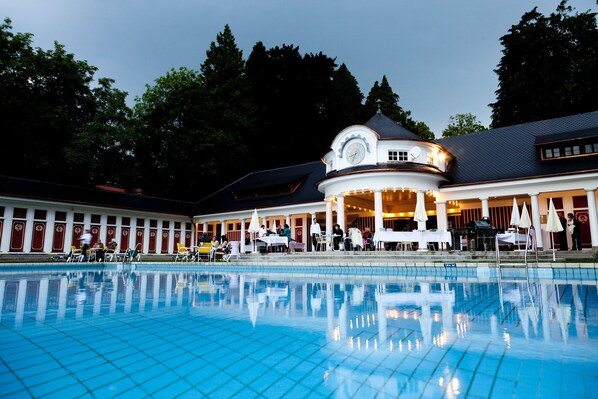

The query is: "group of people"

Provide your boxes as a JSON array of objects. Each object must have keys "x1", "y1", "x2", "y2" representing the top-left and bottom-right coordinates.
[
  {"x1": 257, "y1": 223, "x2": 292, "y2": 252},
  {"x1": 559, "y1": 213, "x2": 583, "y2": 251},
  {"x1": 310, "y1": 218, "x2": 375, "y2": 251},
  {"x1": 78, "y1": 229, "x2": 118, "y2": 261}
]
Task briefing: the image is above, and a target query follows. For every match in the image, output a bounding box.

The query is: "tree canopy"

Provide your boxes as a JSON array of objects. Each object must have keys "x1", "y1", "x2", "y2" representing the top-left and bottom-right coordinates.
[
  {"x1": 1, "y1": 19, "x2": 437, "y2": 200},
  {"x1": 441, "y1": 113, "x2": 487, "y2": 137},
  {"x1": 491, "y1": 1, "x2": 598, "y2": 127}
]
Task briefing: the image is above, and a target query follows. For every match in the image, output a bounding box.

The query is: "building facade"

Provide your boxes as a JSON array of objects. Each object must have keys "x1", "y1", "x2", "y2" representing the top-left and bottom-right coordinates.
[{"x1": 1, "y1": 111, "x2": 597, "y2": 254}]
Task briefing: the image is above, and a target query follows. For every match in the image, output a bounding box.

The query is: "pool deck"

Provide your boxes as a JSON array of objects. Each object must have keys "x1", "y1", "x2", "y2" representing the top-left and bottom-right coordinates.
[{"x1": 1, "y1": 248, "x2": 597, "y2": 269}]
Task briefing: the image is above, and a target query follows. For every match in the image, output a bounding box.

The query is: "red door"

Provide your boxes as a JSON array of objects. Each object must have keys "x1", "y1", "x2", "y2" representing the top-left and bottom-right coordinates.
[
  {"x1": 575, "y1": 210, "x2": 591, "y2": 248},
  {"x1": 31, "y1": 222, "x2": 46, "y2": 252},
  {"x1": 172, "y1": 230, "x2": 181, "y2": 249},
  {"x1": 90, "y1": 226, "x2": 100, "y2": 244},
  {"x1": 161, "y1": 231, "x2": 170, "y2": 253},
  {"x1": 106, "y1": 227, "x2": 116, "y2": 245},
  {"x1": 10, "y1": 221, "x2": 26, "y2": 252},
  {"x1": 72, "y1": 225, "x2": 84, "y2": 249},
  {"x1": 52, "y1": 223, "x2": 66, "y2": 252},
  {"x1": 185, "y1": 231, "x2": 191, "y2": 247},
  {"x1": 135, "y1": 229, "x2": 144, "y2": 251},
  {"x1": 120, "y1": 228, "x2": 130, "y2": 252},
  {"x1": 148, "y1": 230, "x2": 157, "y2": 253}
]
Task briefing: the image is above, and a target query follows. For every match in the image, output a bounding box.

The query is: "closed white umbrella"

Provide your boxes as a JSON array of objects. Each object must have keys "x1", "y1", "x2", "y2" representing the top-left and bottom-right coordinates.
[
  {"x1": 510, "y1": 197, "x2": 520, "y2": 228},
  {"x1": 248, "y1": 209, "x2": 260, "y2": 253},
  {"x1": 414, "y1": 194, "x2": 428, "y2": 223},
  {"x1": 519, "y1": 202, "x2": 532, "y2": 249},
  {"x1": 413, "y1": 192, "x2": 428, "y2": 251},
  {"x1": 545, "y1": 198, "x2": 563, "y2": 261}
]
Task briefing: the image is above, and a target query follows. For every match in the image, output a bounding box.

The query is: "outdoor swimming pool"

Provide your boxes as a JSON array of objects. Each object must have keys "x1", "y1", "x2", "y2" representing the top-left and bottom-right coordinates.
[{"x1": 0, "y1": 264, "x2": 596, "y2": 398}]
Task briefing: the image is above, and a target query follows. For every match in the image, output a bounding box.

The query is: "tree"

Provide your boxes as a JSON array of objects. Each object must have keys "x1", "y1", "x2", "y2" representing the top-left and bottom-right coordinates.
[
  {"x1": 328, "y1": 63, "x2": 364, "y2": 134},
  {"x1": 442, "y1": 113, "x2": 487, "y2": 137},
  {"x1": 131, "y1": 68, "x2": 212, "y2": 199},
  {"x1": 491, "y1": 1, "x2": 598, "y2": 127},
  {"x1": 364, "y1": 76, "x2": 434, "y2": 140}
]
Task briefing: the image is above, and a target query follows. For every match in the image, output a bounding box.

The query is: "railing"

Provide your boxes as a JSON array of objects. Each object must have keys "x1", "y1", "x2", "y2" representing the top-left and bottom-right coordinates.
[{"x1": 496, "y1": 225, "x2": 538, "y2": 270}]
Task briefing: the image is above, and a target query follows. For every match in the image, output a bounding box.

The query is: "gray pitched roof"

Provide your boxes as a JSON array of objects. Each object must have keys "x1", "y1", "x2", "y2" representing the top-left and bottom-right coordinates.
[
  {"x1": 437, "y1": 111, "x2": 598, "y2": 186},
  {"x1": 364, "y1": 113, "x2": 422, "y2": 140},
  {"x1": 194, "y1": 161, "x2": 325, "y2": 215}
]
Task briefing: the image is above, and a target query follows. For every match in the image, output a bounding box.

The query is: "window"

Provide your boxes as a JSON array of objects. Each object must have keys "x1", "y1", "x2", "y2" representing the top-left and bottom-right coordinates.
[
  {"x1": 564, "y1": 147, "x2": 572, "y2": 156},
  {"x1": 573, "y1": 146, "x2": 580, "y2": 155},
  {"x1": 388, "y1": 150, "x2": 408, "y2": 161},
  {"x1": 34, "y1": 210, "x2": 46, "y2": 220},
  {"x1": 545, "y1": 149, "x2": 553, "y2": 158}
]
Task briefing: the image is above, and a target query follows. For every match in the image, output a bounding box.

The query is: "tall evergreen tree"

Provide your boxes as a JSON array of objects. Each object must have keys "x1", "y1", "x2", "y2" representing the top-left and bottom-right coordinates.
[
  {"x1": 491, "y1": 1, "x2": 598, "y2": 127},
  {"x1": 328, "y1": 64, "x2": 364, "y2": 134},
  {"x1": 364, "y1": 76, "x2": 434, "y2": 139}
]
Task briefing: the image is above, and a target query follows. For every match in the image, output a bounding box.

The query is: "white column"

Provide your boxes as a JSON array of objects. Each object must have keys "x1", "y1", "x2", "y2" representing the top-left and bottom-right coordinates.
[
  {"x1": 436, "y1": 201, "x2": 448, "y2": 231},
  {"x1": 169, "y1": 222, "x2": 175, "y2": 254},
  {"x1": 374, "y1": 190, "x2": 383, "y2": 233},
  {"x1": 142, "y1": 218, "x2": 149, "y2": 254},
  {"x1": 114, "y1": 216, "x2": 122, "y2": 250},
  {"x1": 530, "y1": 193, "x2": 544, "y2": 250},
  {"x1": 0, "y1": 205, "x2": 13, "y2": 252},
  {"x1": 325, "y1": 199, "x2": 333, "y2": 251},
  {"x1": 337, "y1": 195, "x2": 345, "y2": 232},
  {"x1": 64, "y1": 211, "x2": 74, "y2": 250},
  {"x1": 83, "y1": 212, "x2": 91, "y2": 231},
  {"x1": 221, "y1": 220, "x2": 226, "y2": 238},
  {"x1": 24, "y1": 208, "x2": 34, "y2": 252},
  {"x1": 43, "y1": 210, "x2": 55, "y2": 253},
  {"x1": 240, "y1": 218, "x2": 246, "y2": 253},
  {"x1": 480, "y1": 197, "x2": 489, "y2": 219},
  {"x1": 156, "y1": 220, "x2": 163, "y2": 254},
  {"x1": 586, "y1": 189, "x2": 598, "y2": 248},
  {"x1": 202, "y1": 222, "x2": 208, "y2": 235},
  {"x1": 99, "y1": 215, "x2": 107, "y2": 245}
]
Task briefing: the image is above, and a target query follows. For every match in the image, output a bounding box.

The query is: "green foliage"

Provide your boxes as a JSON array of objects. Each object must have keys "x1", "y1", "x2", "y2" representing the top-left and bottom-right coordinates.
[
  {"x1": 364, "y1": 76, "x2": 434, "y2": 140},
  {"x1": 441, "y1": 113, "x2": 487, "y2": 137},
  {"x1": 491, "y1": 1, "x2": 598, "y2": 127}
]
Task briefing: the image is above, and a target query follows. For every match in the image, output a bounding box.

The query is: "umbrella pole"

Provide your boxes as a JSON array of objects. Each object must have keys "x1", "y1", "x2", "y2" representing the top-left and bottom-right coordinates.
[{"x1": 551, "y1": 232, "x2": 556, "y2": 261}]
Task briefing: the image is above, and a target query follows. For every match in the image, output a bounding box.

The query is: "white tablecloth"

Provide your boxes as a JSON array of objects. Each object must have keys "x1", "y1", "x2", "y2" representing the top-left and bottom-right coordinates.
[
  {"x1": 257, "y1": 236, "x2": 288, "y2": 247},
  {"x1": 496, "y1": 233, "x2": 528, "y2": 245},
  {"x1": 373, "y1": 231, "x2": 452, "y2": 246}
]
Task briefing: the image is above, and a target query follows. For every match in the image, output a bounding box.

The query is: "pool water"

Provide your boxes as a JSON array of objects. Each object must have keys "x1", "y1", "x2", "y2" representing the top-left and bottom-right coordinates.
[{"x1": 0, "y1": 265, "x2": 596, "y2": 398}]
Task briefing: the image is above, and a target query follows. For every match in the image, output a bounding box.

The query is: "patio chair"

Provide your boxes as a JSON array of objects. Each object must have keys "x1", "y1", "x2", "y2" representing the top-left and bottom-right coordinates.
[
  {"x1": 175, "y1": 242, "x2": 191, "y2": 262},
  {"x1": 123, "y1": 243, "x2": 142, "y2": 262},
  {"x1": 66, "y1": 246, "x2": 83, "y2": 262},
  {"x1": 105, "y1": 244, "x2": 118, "y2": 262}
]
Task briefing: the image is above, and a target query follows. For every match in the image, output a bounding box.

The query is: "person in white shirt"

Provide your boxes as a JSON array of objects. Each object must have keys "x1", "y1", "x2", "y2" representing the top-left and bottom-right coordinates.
[
  {"x1": 310, "y1": 218, "x2": 322, "y2": 251},
  {"x1": 80, "y1": 229, "x2": 92, "y2": 261},
  {"x1": 258, "y1": 225, "x2": 267, "y2": 238}
]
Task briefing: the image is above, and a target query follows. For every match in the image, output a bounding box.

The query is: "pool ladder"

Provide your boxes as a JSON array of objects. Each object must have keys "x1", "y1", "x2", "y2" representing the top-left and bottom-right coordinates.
[{"x1": 496, "y1": 225, "x2": 539, "y2": 270}]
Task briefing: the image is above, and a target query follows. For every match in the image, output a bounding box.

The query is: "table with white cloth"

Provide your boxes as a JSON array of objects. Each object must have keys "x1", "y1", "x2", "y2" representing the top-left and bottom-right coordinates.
[
  {"x1": 257, "y1": 236, "x2": 289, "y2": 251},
  {"x1": 373, "y1": 231, "x2": 452, "y2": 250},
  {"x1": 496, "y1": 233, "x2": 529, "y2": 247}
]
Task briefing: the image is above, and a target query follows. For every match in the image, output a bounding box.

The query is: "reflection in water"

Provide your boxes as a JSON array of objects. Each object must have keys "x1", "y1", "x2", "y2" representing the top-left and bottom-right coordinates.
[{"x1": 0, "y1": 267, "x2": 596, "y2": 398}]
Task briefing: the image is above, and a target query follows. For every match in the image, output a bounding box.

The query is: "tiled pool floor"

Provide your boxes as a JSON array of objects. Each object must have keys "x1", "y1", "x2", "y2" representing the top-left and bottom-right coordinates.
[{"x1": 0, "y1": 268, "x2": 596, "y2": 398}]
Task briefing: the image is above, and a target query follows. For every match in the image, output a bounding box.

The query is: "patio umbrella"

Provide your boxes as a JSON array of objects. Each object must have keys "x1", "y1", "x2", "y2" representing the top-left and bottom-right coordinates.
[
  {"x1": 519, "y1": 202, "x2": 532, "y2": 248},
  {"x1": 248, "y1": 209, "x2": 260, "y2": 252},
  {"x1": 546, "y1": 198, "x2": 563, "y2": 261},
  {"x1": 510, "y1": 197, "x2": 520, "y2": 229},
  {"x1": 270, "y1": 219, "x2": 278, "y2": 233},
  {"x1": 413, "y1": 193, "x2": 428, "y2": 223},
  {"x1": 413, "y1": 192, "x2": 428, "y2": 250}
]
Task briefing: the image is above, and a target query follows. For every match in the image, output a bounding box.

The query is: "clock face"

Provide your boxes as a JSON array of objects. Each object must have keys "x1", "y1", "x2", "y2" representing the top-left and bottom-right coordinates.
[{"x1": 346, "y1": 142, "x2": 366, "y2": 165}]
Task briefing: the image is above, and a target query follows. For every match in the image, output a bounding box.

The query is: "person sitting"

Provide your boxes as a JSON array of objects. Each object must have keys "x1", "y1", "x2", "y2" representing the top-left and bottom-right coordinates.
[
  {"x1": 93, "y1": 240, "x2": 106, "y2": 262},
  {"x1": 214, "y1": 235, "x2": 230, "y2": 260},
  {"x1": 105, "y1": 239, "x2": 118, "y2": 261},
  {"x1": 347, "y1": 223, "x2": 362, "y2": 251},
  {"x1": 332, "y1": 224, "x2": 344, "y2": 250},
  {"x1": 199, "y1": 233, "x2": 211, "y2": 243},
  {"x1": 209, "y1": 235, "x2": 220, "y2": 259},
  {"x1": 258, "y1": 225, "x2": 267, "y2": 238},
  {"x1": 362, "y1": 227, "x2": 374, "y2": 251}
]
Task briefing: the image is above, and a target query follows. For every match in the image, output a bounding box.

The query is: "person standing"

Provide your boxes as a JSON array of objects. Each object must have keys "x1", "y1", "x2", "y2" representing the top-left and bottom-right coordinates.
[
  {"x1": 80, "y1": 229, "x2": 92, "y2": 262},
  {"x1": 310, "y1": 218, "x2": 321, "y2": 251},
  {"x1": 567, "y1": 213, "x2": 582, "y2": 250},
  {"x1": 558, "y1": 215, "x2": 568, "y2": 250}
]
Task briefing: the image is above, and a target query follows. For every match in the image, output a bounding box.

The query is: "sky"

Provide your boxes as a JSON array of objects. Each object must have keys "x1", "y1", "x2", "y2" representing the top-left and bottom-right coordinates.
[{"x1": 2, "y1": 0, "x2": 597, "y2": 137}]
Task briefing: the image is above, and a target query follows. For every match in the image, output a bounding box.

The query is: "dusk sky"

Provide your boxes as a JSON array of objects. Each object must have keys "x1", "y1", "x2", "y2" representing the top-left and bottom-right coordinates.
[{"x1": 3, "y1": 0, "x2": 597, "y2": 136}]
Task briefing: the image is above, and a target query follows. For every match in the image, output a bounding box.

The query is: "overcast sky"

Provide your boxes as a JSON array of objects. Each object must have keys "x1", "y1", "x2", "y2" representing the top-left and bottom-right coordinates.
[{"x1": 2, "y1": 0, "x2": 597, "y2": 136}]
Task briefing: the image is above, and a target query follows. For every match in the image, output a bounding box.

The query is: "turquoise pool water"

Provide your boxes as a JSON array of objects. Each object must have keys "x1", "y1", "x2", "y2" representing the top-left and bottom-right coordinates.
[{"x1": 0, "y1": 265, "x2": 596, "y2": 398}]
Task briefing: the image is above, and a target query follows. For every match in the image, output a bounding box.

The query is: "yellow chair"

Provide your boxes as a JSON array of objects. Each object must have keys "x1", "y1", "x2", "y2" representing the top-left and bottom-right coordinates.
[
  {"x1": 196, "y1": 242, "x2": 213, "y2": 262},
  {"x1": 175, "y1": 242, "x2": 191, "y2": 262},
  {"x1": 67, "y1": 246, "x2": 83, "y2": 262}
]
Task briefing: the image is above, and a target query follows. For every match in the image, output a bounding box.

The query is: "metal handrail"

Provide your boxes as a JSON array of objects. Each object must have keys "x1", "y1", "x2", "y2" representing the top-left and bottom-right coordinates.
[{"x1": 496, "y1": 225, "x2": 538, "y2": 270}]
